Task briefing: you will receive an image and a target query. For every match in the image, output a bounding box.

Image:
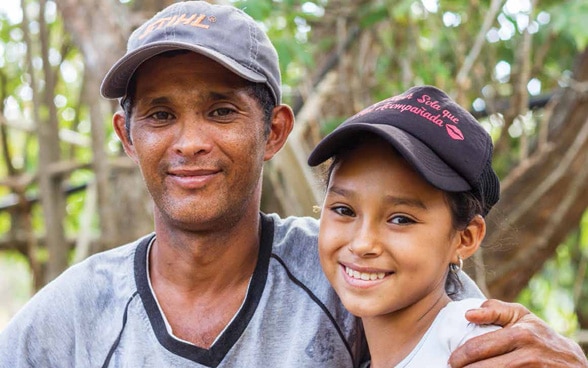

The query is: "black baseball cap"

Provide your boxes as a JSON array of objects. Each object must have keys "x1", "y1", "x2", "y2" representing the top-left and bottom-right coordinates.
[{"x1": 308, "y1": 85, "x2": 500, "y2": 216}]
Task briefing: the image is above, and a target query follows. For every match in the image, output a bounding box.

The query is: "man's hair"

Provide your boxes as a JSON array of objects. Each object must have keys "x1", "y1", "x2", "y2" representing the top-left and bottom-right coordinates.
[{"x1": 119, "y1": 52, "x2": 275, "y2": 142}]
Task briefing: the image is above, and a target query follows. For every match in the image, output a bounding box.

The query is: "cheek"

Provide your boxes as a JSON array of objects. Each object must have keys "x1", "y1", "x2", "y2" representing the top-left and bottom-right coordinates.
[
  {"x1": 318, "y1": 216, "x2": 341, "y2": 250},
  {"x1": 318, "y1": 217, "x2": 349, "y2": 268},
  {"x1": 224, "y1": 128, "x2": 266, "y2": 163},
  {"x1": 130, "y1": 127, "x2": 169, "y2": 157}
]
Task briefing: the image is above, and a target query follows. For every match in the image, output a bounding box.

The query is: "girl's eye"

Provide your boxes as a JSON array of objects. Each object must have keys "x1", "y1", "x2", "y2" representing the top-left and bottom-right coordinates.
[
  {"x1": 331, "y1": 205, "x2": 355, "y2": 217},
  {"x1": 389, "y1": 215, "x2": 416, "y2": 225}
]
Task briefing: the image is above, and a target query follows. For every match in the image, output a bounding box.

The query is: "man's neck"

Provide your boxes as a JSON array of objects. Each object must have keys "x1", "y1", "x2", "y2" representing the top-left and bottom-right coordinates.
[
  {"x1": 147, "y1": 211, "x2": 262, "y2": 348},
  {"x1": 150, "y1": 210, "x2": 261, "y2": 290}
]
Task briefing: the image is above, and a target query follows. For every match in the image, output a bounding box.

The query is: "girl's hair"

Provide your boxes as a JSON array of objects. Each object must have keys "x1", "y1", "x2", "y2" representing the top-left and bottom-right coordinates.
[
  {"x1": 444, "y1": 191, "x2": 484, "y2": 296},
  {"x1": 323, "y1": 143, "x2": 485, "y2": 297}
]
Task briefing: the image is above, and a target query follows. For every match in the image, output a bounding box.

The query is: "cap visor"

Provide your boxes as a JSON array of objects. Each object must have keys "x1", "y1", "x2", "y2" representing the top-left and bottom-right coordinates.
[
  {"x1": 308, "y1": 123, "x2": 471, "y2": 192},
  {"x1": 100, "y1": 41, "x2": 267, "y2": 98}
]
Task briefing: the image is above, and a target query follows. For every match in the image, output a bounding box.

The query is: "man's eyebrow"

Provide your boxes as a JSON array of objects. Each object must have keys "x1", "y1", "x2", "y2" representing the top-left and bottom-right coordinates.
[
  {"x1": 208, "y1": 91, "x2": 235, "y2": 100},
  {"x1": 207, "y1": 87, "x2": 251, "y2": 101},
  {"x1": 146, "y1": 96, "x2": 171, "y2": 105},
  {"x1": 327, "y1": 185, "x2": 427, "y2": 209},
  {"x1": 141, "y1": 89, "x2": 248, "y2": 105}
]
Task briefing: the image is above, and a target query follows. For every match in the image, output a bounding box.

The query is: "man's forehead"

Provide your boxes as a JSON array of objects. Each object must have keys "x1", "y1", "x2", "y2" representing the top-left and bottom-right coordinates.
[{"x1": 129, "y1": 52, "x2": 252, "y2": 94}]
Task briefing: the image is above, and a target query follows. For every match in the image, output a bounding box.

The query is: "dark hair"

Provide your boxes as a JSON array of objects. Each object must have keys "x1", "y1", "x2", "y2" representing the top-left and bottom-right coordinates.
[
  {"x1": 443, "y1": 190, "x2": 484, "y2": 296},
  {"x1": 323, "y1": 146, "x2": 485, "y2": 297},
  {"x1": 119, "y1": 51, "x2": 275, "y2": 142}
]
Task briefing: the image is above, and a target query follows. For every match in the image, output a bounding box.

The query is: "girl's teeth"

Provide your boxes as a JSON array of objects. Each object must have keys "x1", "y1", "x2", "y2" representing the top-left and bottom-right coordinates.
[{"x1": 345, "y1": 266, "x2": 386, "y2": 280}]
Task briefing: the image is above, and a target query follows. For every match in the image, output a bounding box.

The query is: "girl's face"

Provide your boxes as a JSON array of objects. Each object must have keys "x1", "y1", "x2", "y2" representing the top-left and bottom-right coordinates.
[{"x1": 318, "y1": 138, "x2": 465, "y2": 319}]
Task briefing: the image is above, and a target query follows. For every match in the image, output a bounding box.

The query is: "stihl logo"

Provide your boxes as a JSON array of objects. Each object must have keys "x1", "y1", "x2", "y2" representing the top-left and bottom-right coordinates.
[{"x1": 137, "y1": 13, "x2": 217, "y2": 40}]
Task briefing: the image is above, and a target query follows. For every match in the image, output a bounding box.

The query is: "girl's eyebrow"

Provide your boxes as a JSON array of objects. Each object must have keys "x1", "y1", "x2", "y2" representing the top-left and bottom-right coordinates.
[
  {"x1": 327, "y1": 185, "x2": 427, "y2": 209},
  {"x1": 383, "y1": 195, "x2": 427, "y2": 210},
  {"x1": 327, "y1": 185, "x2": 351, "y2": 197}
]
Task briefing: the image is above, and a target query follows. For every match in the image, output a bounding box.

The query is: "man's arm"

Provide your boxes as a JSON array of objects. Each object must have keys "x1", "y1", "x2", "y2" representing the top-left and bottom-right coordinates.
[{"x1": 449, "y1": 299, "x2": 588, "y2": 367}]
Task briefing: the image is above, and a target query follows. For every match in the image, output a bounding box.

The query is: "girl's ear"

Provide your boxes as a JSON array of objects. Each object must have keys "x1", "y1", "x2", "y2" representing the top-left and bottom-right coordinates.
[{"x1": 453, "y1": 215, "x2": 486, "y2": 263}]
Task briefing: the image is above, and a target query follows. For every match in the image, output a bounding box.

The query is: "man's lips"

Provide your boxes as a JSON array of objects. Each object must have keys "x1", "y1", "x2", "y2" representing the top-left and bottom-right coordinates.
[
  {"x1": 168, "y1": 168, "x2": 220, "y2": 176},
  {"x1": 167, "y1": 168, "x2": 220, "y2": 188}
]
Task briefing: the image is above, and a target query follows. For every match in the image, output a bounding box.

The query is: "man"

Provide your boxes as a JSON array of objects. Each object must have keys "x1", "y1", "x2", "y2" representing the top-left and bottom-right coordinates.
[{"x1": 0, "y1": 1, "x2": 585, "y2": 367}]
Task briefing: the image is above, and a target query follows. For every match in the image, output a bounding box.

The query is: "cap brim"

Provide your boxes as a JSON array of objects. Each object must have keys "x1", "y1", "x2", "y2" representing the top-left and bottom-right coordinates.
[
  {"x1": 100, "y1": 41, "x2": 268, "y2": 99},
  {"x1": 307, "y1": 123, "x2": 471, "y2": 192}
]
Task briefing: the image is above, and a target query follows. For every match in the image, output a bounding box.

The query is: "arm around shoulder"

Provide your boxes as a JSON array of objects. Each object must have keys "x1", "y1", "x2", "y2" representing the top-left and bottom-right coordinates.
[{"x1": 449, "y1": 299, "x2": 588, "y2": 368}]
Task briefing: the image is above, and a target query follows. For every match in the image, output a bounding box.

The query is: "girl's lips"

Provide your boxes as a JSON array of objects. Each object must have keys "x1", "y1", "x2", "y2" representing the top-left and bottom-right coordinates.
[
  {"x1": 344, "y1": 265, "x2": 387, "y2": 281},
  {"x1": 340, "y1": 263, "x2": 393, "y2": 287}
]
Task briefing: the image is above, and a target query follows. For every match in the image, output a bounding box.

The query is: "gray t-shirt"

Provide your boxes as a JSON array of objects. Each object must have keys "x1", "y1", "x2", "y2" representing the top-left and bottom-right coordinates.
[{"x1": 0, "y1": 213, "x2": 482, "y2": 367}]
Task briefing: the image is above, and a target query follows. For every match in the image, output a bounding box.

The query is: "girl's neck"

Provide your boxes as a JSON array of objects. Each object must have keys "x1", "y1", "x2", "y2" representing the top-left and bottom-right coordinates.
[{"x1": 362, "y1": 292, "x2": 451, "y2": 368}]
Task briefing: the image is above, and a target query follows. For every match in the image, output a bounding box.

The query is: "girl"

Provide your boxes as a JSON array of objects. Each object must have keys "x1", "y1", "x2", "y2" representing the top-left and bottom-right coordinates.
[{"x1": 308, "y1": 86, "x2": 501, "y2": 367}]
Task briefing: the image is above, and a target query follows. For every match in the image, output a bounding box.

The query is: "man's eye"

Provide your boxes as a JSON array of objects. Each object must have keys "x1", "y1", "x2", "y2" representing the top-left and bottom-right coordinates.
[
  {"x1": 211, "y1": 107, "x2": 235, "y2": 117},
  {"x1": 332, "y1": 206, "x2": 355, "y2": 217},
  {"x1": 151, "y1": 111, "x2": 173, "y2": 120}
]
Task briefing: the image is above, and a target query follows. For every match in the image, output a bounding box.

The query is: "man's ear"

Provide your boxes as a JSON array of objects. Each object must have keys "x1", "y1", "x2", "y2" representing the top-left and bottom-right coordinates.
[
  {"x1": 263, "y1": 104, "x2": 294, "y2": 161},
  {"x1": 454, "y1": 215, "x2": 486, "y2": 263},
  {"x1": 113, "y1": 111, "x2": 138, "y2": 163}
]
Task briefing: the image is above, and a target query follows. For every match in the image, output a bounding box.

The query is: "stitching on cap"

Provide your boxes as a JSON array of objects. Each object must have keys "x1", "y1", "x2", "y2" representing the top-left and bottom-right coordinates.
[{"x1": 247, "y1": 18, "x2": 258, "y2": 71}]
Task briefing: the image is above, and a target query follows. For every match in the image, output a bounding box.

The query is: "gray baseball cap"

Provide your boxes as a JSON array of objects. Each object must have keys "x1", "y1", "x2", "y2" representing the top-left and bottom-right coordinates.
[{"x1": 100, "y1": 1, "x2": 281, "y2": 104}]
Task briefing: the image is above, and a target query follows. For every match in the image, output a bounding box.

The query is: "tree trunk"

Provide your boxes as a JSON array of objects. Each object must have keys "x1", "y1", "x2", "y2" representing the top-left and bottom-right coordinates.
[
  {"x1": 467, "y1": 48, "x2": 588, "y2": 301},
  {"x1": 56, "y1": 0, "x2": 156, "y2": 255}
]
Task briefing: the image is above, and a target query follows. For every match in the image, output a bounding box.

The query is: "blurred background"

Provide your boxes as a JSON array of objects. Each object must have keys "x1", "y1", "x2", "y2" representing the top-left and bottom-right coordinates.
[{"x1": 0, "y1": 0, "x2": 587, "y2": 353}]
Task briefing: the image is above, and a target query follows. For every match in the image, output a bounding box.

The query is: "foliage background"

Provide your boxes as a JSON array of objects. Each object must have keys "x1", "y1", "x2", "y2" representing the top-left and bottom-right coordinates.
[{"x1": 0, "y1": 0, "x2": 587, "y2": 352}]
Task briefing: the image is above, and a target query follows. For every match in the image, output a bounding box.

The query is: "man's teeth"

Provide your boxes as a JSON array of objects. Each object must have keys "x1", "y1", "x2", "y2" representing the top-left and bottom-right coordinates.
[{"x1": 345, "y1": 266, "x2": 386, "y2": 280}]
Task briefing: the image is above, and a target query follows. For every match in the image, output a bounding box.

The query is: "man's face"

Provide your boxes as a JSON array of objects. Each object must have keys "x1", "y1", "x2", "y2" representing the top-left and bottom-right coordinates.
[{"x1": 117, "y1": 52, "x2": 270, "y2": 232}]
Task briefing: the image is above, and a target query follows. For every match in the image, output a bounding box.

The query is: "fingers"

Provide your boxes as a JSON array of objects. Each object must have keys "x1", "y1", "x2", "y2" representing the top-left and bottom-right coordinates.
[
  {"x1": 448, "y1": 320, "x2": 530, "y2": 367},
  {"x1": 449, "y1": 327, "x2": 587, "y2": 367},
  {"x1": 464, "y1": 299, "x2": 530, "y2": 327},
  {"x1": 449, "y1": 305, "x2": 588, "y2": 368}
]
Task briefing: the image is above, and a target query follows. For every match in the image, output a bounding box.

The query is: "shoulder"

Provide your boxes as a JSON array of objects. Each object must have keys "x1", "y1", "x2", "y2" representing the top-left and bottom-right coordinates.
[
  {"x1": 53, "y1": 235, "x2": 145, "y2": 297},
  {"x1": 436, "y1": 298, "x2": 487, "y2": 330},
  {"x1": 265, "y1": 213, "x2": 319, "y2": 256},
  {"x1": 264, "y1": 213, "x2": 319, "y2": 265},
  {"x1": 263, "y1": 213, "x2": 332, "y2": 298},
  {"x1": 0, "y1": 235, "x2": 150, "y2": 364},
  {"x1": 267, "y1": 213, "x2": 319, "y2": 242},
  {"x1": 436, "y1": 298, "x2": 501, "y2": 348},
  {"x1": 6, "y1": 235, "x2": 147, "y2": 317},
  {"x1": 442, "y1": 298, "x2": 487, "y2": 316}
]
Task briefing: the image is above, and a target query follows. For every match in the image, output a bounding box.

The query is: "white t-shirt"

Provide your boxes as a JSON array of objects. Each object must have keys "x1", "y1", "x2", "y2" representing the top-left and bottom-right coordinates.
[{"x1": 362, "y1": 298, "x2": 501, "y2": 368}]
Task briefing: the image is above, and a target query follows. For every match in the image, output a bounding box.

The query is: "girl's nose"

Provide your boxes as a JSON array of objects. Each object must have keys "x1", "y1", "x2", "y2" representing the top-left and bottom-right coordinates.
[{"x1": 348, "y1": 223, "x2": 383, "y2": 258}]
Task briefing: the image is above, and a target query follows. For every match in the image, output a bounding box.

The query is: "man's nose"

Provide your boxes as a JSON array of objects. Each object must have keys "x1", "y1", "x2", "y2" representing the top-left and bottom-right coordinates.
[{"x1": 173, "y1": 117, "x2": 213, "y2": 156}]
